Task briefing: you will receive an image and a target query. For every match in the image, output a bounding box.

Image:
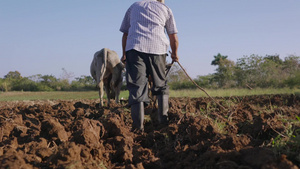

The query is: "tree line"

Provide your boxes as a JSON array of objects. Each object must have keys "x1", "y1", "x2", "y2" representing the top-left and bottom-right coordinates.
[
  {"x1": 1, "y1": 54, "x2": 299, "y2": 92},
  {"x1": 0, "y1": 71, "x2": 95, "y2": 92},
  {"x1": 167, "y1": 54, "x2": 300, "y2": 89}
]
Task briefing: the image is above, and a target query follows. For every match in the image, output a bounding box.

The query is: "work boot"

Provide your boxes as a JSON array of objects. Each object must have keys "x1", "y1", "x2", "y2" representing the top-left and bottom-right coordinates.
[
  {"x1": 130, "y1": 102, "x2": 144, "y2": 131},
  {"x1": 157, "y1": 95, "x2": 169, "y2": 124}
]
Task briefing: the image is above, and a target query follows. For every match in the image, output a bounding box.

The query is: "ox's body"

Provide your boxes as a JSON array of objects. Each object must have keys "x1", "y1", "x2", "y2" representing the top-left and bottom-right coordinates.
[{"x1": 90, "y1": 48, "x2": 124, "y2": 107}]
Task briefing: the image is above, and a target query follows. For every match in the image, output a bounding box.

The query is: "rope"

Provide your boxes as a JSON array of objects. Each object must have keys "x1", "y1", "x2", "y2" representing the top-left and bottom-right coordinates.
[
  {"x1": 173, "y1": 60, "x2": 237, "y2": 128},
  {"x1": 175, "y1": 61, "x2": 227, "y2": 111}
]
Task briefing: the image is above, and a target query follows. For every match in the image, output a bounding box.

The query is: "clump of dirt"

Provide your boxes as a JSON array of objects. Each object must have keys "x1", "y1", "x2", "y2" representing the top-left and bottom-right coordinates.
[{"x1": 0, "y1": 94, "x2": 299, "y2": 169}]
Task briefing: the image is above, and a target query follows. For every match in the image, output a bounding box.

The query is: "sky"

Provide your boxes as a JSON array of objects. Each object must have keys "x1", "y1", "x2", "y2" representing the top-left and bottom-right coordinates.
[{"x1": 1, "y1": 0, "x2": 300, "y2": 80}]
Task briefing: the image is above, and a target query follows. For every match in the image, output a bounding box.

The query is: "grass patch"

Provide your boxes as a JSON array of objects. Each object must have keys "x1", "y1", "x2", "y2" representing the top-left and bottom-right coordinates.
[
  {"x1": 169, "y1": 88, "x2": 300, "y2": 98},
  {"x1": 271, "y1": 116, "x2": 300, "y2": 163},
  {"x1": 0, "y1": 88, "x2": 299, "y2": 101},
  {"x1": 0, "y1": 91, "x2": 129, "y2": 101}
]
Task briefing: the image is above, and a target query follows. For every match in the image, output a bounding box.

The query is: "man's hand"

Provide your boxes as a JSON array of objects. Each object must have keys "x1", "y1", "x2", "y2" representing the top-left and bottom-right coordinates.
[
  {"x1": 171, "y1": 53, "x2": 179, "y2": 62},
  {"x1": 121, "y1": 55, "x2": 126, "y2": 64},
  {"x1": 168, "y1": 33, "x2": 179, "y2": 62},
  {"x1": 169, "y1": 51, "x2": 179, "y2": 62}
]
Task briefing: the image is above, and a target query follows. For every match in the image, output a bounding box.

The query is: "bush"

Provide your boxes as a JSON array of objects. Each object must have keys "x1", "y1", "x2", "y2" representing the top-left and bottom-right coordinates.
[
  {"x1": 285, "y1": 71, "x2": 300, "y2": 88},
  {"x1": 0, "y1": 79, "x2": 10, "y2": 92},
  {"x1": 37, "y1": 84, "x2": 55, "y2": 91},
  {"x1": 11, "y1": 78, "x2": 38, "y2": 91}
]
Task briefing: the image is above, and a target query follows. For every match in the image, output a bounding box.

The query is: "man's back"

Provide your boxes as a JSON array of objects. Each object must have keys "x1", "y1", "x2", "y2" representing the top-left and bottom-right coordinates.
[{"x1": 120, "y1": 0, "x2": 177, "y2": 55}]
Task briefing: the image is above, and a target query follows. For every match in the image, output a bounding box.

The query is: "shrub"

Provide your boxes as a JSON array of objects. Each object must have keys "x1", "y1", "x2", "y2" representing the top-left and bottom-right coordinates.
[{"x1": 285, "y1": 71, "x2": 300, "y2": 88}]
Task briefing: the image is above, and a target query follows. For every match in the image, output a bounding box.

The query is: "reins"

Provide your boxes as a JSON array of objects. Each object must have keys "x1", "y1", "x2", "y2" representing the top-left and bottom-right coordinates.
[
  {"x1": 175, "y1": 61, "x2": 227, "y2": 111},
  {"x1": 167, "y1": 51, "x2": 227, "y2": 111}
]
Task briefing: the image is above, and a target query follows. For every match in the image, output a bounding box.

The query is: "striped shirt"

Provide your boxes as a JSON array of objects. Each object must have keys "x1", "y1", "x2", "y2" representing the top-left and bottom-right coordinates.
[{"x1": 120, "y1": 0, "x2": 178, "y2": 55}]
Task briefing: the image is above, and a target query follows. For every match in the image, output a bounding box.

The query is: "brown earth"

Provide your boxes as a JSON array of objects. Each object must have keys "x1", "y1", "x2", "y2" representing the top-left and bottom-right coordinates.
[{"x1": 0, "y1": 94, "x2": 299, "y2": 169}]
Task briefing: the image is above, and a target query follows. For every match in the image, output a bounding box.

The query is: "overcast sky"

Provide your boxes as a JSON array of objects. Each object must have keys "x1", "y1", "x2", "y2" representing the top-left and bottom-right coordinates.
[{"x1": 1, "y1": 0, "x2": 299, "y2": 79}]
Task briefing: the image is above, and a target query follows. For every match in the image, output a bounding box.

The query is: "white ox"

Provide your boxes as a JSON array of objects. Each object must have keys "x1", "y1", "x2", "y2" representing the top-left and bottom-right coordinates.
[{"x1": 90, "y1": 48, "x2": 124, "y2": 107}]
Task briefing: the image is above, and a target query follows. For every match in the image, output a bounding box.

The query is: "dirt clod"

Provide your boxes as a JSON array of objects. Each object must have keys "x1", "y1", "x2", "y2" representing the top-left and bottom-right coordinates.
[{"x1": 0, "y1": 95, "x2": 299, "y2": 168}]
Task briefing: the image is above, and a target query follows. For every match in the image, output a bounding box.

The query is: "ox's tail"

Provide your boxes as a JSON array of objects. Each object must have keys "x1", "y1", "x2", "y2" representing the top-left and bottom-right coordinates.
[
  {"x1": 91, "y1": 48, "x2": 108, "y2": 84},
  {"x1": 99, "y1": 48, "x2": 108, "y2": 81}
]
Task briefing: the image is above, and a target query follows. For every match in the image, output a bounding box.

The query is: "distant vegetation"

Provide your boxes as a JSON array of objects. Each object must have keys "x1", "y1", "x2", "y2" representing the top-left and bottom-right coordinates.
[
  {"x1": 168, "y1": 54, "x2": 300, "y2": 90},
  {"x1": 1, "y1": 54, "x2": 299, "y2": 92},
  {"x1": 0, "y1": 69, "x2": 95, "y2": 92}
]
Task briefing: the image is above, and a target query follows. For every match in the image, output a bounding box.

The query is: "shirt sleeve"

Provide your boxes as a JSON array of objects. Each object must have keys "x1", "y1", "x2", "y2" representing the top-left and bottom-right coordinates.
[
  {"x1": 120, "y1": 7, "x2": 131, "y2": 33},
  {"x1": 165, "y1": 8, "x2": 178, "y2": 35}
]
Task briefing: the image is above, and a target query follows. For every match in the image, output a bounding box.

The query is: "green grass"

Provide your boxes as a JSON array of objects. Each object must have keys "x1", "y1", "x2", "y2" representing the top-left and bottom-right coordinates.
[
  {"x1": 0, "y1": 91, "x2": 129, "y2": 101},
  {"x1": 170, "y1": 88, "x2": 300, "y2": 98},
  {"x1": 0, "y1": 88, "x2": 299, "y2": 101}
]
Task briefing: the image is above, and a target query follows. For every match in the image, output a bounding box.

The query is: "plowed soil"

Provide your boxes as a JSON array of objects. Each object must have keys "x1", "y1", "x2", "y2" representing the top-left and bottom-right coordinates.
[{"x1": 0, "y1": 94, "x2": 299, "y2": 169}]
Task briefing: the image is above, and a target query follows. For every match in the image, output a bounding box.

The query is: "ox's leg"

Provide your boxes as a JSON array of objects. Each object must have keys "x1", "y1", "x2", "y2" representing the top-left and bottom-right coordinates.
[
  {"x1": 115, "y1": 87, "x2": 120, "y2": 104},
  {"x1": 98, "y1": 81, "x2": 104, "y2": 107},
  {"x1": 104, "y1": 79, "x2": 111, "y2": 106},
  {"x1": 111, "y1": 67, "x2": 123, "y2": 104},
  {"x1": 113, "y1": 81, "x2": 122, "y2": 104}
]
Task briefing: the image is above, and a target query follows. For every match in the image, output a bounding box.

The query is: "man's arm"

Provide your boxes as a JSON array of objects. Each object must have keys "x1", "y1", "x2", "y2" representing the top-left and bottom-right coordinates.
[
  {"x1": 121, "y1": 33, "x2": 128, "y2": 63},
  {"x1": 168, "y1": 33, "x2": 179, "y2": 62}
]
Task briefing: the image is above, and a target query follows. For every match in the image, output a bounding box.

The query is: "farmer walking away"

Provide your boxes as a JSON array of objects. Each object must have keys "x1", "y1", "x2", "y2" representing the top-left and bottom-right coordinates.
[{"x1": 120, "y1": 0, "x2": 179, "y2": 132}]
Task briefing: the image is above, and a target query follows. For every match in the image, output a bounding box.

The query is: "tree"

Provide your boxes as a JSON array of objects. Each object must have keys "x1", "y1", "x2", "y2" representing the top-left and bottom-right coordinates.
[
  {"x1": 11, "y1": 77, "x2": 38, "y2": 91},
  {"x1": 211, "y1": 53, "x2": 228, "y2": 66},
  {"x1": 264, "y1": 54, "x2": 282, "y2": 64},
  {"x1": 214, "y1": 58, "x2": 236, "y2": 88},
  {"x1": 71, "y1": 75, "x2": 95, "y2": 90},
  {"x1": 28, "y1": 74, "x2": 43, "y2": 82},
  {"x1": 235, "y1": 54, "x2": 300, "y2": 88},
  {"x1": 37, "y1": 75, "x2": 58, "y2": 91},
  {"x1": 283, "y1": 55, "x2": 300, "y2": 88},
  {"x1": 282, "y1": 55, "x2": 300, "y2": 75},
  {"x1": 211, "y1": 53, "x2": 235, "y2": 88},
  {"x1": 74, "y1": 75, "x2": 94, "y2": 85},
  {"x1": 4, "y1": 71, "x2": 22, "y2": 80},
  {"x1": 259, "y1": 57, "x2": 283, "y2": 87},
  {"x1": 195, "y1": 74, "x2": 215, "y2": 88},
  {"x1": 285, "y1": 71, "x2": 300, "y2": 88},
  {"x1": 40, "y1": 75, "x2": 57, "y2": 84},
  {"x1": 236, "y1": 55, "x2": 263, "y2": 88},
  {"x1": 0, "y1": 78, "x2": 10, "y2": 92}
]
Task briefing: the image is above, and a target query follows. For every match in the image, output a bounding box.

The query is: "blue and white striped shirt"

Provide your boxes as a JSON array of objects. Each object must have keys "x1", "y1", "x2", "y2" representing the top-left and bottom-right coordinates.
[{"x1": 120, "y1": 0, "x2": 178, "y2": 55}]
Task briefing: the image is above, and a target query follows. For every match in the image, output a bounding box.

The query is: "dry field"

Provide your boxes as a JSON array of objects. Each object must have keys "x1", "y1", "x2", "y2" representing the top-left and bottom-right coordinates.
[{"x1": 0, "y1": 94, "x2": 299, "y2": 168}]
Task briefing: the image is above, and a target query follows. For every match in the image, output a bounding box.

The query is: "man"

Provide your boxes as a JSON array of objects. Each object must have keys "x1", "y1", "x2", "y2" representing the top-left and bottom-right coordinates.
[{"x1": 120, "y1": 0, "x2": 179, "y2": 132}]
